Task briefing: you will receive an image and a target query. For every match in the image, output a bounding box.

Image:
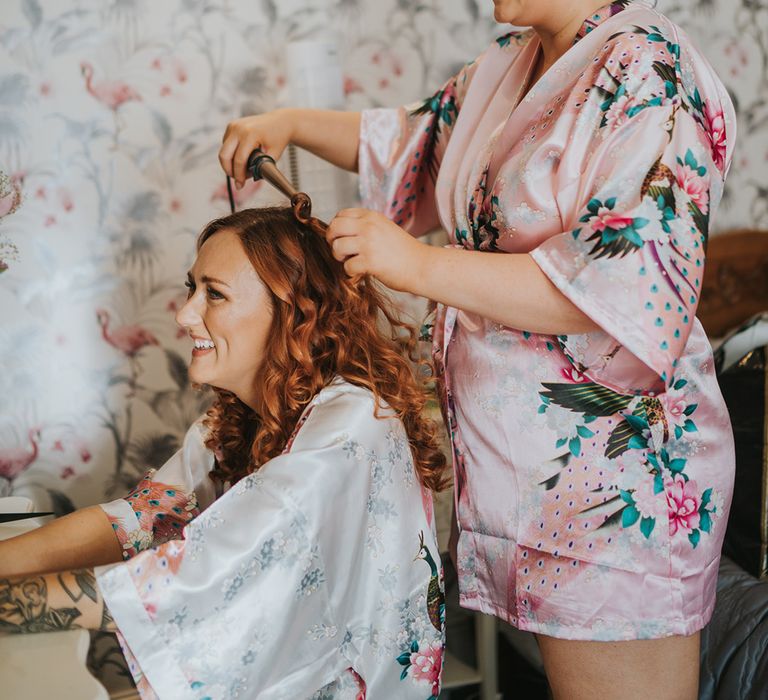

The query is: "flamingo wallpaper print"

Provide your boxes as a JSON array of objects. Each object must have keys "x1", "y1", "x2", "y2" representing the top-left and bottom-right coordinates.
[
  {"x1": 0, "y1": 0, "x2": 500, "y2": 514},
  {"x1": 0, "y1": 0, "x2": 764, "y2": 513},
  {"x1": 0, "y1": 0, "x2": 764, "y2": 692}
]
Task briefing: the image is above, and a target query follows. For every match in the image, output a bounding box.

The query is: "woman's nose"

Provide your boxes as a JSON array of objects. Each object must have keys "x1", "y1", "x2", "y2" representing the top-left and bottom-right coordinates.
[{"x1": 175, "y1": 294, "x2": 201, "y2": 329}]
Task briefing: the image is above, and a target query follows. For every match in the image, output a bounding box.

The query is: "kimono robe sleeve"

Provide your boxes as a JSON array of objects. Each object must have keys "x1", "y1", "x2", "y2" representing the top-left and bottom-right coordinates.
[
  {"x1": 95, "y1": 384, "x2": 441, "y2": 699},
  {"x1": 530, "y1": 103, "x2": 731, "y2": 396},
  {"x1": 358, "y1": 55, "x2": 485, "y2": 236},
  {"x1": 98, "y1": 420, "x2": 214, "y2": 560}
]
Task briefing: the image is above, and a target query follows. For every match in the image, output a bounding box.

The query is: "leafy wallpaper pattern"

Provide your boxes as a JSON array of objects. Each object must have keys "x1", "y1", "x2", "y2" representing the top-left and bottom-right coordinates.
[{"x1": 0, "y1": 0, "x2": 764, "y2": 688}]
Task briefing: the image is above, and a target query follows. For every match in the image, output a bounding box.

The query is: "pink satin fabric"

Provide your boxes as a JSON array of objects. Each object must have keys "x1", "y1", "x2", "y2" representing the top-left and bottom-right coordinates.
[{"x1": 359, "y1": 1, "x2": 736, "y2": 640}]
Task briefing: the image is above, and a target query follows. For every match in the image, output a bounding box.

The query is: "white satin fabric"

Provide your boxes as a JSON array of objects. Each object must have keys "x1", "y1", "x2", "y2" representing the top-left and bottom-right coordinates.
[{"x1": 97, "y1": 378, "x2": 444, "y2": 699}]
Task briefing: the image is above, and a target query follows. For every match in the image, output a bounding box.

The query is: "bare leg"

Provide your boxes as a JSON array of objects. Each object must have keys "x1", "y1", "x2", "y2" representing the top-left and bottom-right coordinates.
[{"x1": 537, "y1": 632, "x2": 700, "y2": 700}]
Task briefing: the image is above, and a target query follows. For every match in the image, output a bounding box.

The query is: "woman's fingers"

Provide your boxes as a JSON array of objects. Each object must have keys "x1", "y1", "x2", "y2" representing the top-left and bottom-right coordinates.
[
  {"x1": 344, "y1": 256, "x2": 367, "y2": 277},
  {"x1": 326, "y1": 216, "x2": 362, "y2": 244},
  {"x1": 330, "y1": 235, "x2": 360, "y2": 262},
  {"x1": 218, "y1": 131, "x2": 238, "y2": 179},
  {"x1": 232, "y1": 138, "x2": 263, "y2": 188}
]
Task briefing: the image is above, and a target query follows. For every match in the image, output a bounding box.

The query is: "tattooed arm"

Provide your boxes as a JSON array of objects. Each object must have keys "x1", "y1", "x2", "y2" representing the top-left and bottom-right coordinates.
[{"x1": 0, "y1": 569, "x2": 115, "y2": 635}]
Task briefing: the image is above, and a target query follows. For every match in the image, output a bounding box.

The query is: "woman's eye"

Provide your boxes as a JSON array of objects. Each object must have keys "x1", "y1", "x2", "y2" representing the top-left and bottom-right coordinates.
[
  {"x1": 207, "y1": 286, "x2": 224, "y2": 300},
  {"x1": 184, "y1": 280, "x2": 194, "y2": 298}
]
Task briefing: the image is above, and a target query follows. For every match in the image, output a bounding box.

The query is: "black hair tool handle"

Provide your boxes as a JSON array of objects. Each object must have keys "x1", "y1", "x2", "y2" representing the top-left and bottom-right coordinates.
[{"x1": 246, "y1": 148, "x2": 298, "y2": 201}]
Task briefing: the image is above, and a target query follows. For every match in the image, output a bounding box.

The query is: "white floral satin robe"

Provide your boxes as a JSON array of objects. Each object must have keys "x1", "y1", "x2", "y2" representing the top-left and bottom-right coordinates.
[
  {"x1": 96, "y1": 379, "x2": 445, "y2": 699},
  {"x1": 358, "y1": 1, "x2": 736, "y2": 640}
]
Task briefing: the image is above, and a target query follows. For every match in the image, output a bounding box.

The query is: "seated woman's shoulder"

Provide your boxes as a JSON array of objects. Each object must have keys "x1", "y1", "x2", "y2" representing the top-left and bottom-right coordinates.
[{"x1": 301, "y1": 377, "x2": 401, "y2": 438}]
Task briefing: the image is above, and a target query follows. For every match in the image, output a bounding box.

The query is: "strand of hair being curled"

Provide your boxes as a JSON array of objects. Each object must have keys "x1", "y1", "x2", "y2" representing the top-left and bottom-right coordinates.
[{"x1": 200, "y1": 194, "x2": 448, "y2": 491}]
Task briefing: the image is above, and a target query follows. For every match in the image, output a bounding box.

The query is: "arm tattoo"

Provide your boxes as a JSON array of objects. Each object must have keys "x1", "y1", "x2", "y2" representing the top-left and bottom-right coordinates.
[
  {"x1": 0, "y1": 575, "x2": 81, "y2": 633},
  {"x1": 0, "y1": 569, "x2": 114, "y2": 634},
  {"x1": 57, "y1": 570, "x2": 98, "y2": 605}
]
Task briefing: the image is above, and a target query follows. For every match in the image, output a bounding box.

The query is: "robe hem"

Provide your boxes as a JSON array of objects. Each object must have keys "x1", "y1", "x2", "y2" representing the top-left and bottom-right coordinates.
[
  {"x1": 96, "y1": 560, "x2": 191, "y2": 698},
  {"x1": 458, "y1": 592, "x2": 715, "y2": 641}
]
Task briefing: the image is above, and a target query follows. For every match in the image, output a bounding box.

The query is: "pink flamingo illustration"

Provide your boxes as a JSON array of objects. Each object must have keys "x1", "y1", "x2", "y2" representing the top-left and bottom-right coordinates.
[
  {"x1": 96, "y1": 309, "x2": 160, "y2": 358},
  {"x1": 80, "y1": 62, "x2": 141, "y2": 111},
  {"x1": 0, "y1": 428, "x2": 41, "y2": 481},
  {"x1": 80, "y1": 62, "x2": 141, "y2": 146}
]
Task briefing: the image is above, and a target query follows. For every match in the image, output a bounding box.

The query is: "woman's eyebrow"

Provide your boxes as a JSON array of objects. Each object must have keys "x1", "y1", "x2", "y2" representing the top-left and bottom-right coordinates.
[
  {"x1": 186, "y1": 271, "x2": 231, "y2": 288},
  {"x1": 201, "y1": 275, "x2": 231, "y2": 288}
]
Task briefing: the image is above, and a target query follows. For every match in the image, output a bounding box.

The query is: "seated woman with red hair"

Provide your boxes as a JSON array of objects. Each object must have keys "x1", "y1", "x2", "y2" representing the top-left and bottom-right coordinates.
[{"x1": 0, "y1": 198, "x2": 448, "y2": 699}]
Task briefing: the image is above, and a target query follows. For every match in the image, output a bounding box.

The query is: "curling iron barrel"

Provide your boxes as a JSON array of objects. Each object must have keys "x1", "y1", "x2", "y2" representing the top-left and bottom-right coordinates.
[{"x1": 246, "y1": 149, "x2": 299, "y2": 201}]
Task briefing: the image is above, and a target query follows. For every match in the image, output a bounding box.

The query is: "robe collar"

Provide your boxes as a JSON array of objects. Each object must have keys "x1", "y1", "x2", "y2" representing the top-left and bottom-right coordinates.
[{"x1": 574, "y1": 1, "x2": 633, "y2": 44}]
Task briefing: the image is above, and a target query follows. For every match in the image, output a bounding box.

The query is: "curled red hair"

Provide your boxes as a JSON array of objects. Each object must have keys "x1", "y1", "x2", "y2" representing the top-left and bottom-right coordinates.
[{"x1": 199, "y1": 195, "x2": 448, "y2": 491}]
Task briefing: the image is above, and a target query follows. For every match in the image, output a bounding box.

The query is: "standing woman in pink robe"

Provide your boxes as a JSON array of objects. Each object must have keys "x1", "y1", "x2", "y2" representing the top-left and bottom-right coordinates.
[{"x1": 220, "y1": 1, "x2": 736, "y2": 697}]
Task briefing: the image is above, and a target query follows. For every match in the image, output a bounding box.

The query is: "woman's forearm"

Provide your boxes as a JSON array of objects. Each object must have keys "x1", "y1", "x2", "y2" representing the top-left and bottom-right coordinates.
[
  {"x1": 287, "y1": 108, "x2": 362, "y2": 173},
  {"x1": 0, "y1": 506, "x2": 123, "y2": 578},
  {"x1": 412, "y1": 246, "x2": 599, "y2": 335},
  {"x1": 0, "y1": 568, "x2": 115, "y2": 634}
]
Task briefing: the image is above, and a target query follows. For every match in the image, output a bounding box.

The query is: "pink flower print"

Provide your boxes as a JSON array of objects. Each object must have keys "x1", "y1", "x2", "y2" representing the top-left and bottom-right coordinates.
[
  {"x1": 409, "y1": 641, "x2": 443, "y2": 696},
  {"x1": 632, "y1": 477, "x2": 664, "y2": 520},
  {"x1": 704, "y1": 102, "x2": 727, "y2": 172},
  {"x1": 604, "y1": 94, "x2": 637, "y2": 130},
  {"x1": 675, "y1": 163, "x2": 709, "y2": 214},
  {"x1": 60, "y1": 466, "x2": 75, "y2": 479},
  {"x1": 591, "y1": 207, "x2": 634, "y2": 234},
  {"x1": 665, "y1": 475, "x2": 701, "y2": 537},
  {"x1": 663, "y1": 396, "x2": 687, "y2": 420}
]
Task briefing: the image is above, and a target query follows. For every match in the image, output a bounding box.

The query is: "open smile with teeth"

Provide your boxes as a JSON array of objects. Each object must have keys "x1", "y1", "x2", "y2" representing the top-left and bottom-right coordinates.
[{"x1": 194, "y1": 339, "x2": 215, "y2": 350}]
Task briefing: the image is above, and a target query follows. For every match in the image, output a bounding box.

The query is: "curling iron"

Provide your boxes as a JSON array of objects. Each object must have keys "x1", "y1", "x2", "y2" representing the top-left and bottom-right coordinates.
[{"x1": 226, "y1": 148, "x2": 301, "y2": 214}]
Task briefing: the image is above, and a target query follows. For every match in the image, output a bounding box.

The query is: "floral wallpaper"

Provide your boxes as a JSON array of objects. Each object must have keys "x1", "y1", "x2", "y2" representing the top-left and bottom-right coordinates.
[{"x1": 0, "y1": 0, "x2": 764, "y2": 689}]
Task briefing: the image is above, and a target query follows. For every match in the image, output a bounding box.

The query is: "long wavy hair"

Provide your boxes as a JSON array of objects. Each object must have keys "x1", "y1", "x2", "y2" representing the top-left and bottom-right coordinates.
[{"x1": 199, "y1": 194, "x2": 447, "y2": 491}]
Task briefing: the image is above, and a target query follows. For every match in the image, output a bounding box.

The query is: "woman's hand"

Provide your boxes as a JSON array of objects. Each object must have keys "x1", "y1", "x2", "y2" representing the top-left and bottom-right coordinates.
[
  {"x1": 326, "y1": 208, "x2": 428, "y2": 293},
  {"x1": 219, "y1": 109, "x2": 295, "y2": 189}
]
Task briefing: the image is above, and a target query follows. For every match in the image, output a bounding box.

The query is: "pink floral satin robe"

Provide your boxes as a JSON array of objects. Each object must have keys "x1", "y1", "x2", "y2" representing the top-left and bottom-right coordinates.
[{"x1": 359, "y1": 0, "x2": 736, "y2": 640}]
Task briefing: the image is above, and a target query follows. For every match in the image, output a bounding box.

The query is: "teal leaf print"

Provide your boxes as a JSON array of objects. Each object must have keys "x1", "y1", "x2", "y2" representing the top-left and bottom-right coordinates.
[
  {"x1": 622, "y1": 504, "x2": 640, "y2": 528},
  {"x1": 669, "y1": 458, "x2": 686, "y2": 473},
  {"x1": 688, "y1": 529, "x2": 700, "y2": 548},
  {"x1": 627, "y1": 434, "x2": 648, "y2": 450},
  {"x1": 683, "y1": 419, "x2": 697, "y2": 433},
  {"x1": 569, "y1": 436, "x2": 582, "y2": 457},
  {"x1": 640, "y1": 516, "x2": 655, "y2": 539},
  {"x1": 624, "y1": 413, "x2": 648, "y2": 434},
  {"x1": 699, "y1": 509, "x2": 712, "y2": 534}
]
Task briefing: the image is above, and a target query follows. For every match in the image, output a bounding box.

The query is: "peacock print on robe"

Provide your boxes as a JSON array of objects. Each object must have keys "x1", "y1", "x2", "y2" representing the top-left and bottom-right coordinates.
[{"x1": 359, "y1": 0, "x2": 735, "y2": 641}]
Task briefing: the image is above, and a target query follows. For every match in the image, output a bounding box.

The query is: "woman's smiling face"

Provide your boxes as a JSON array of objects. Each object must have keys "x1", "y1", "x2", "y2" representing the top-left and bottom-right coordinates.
[{"x1": 175, "y1": 228, "x2": 273, "y2": 407}]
